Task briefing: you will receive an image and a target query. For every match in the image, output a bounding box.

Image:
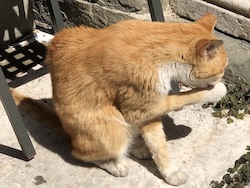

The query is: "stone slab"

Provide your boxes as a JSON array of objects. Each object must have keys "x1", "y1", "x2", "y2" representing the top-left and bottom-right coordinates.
[
  {"x1": 169, "y1": 0, "x2": 250, "y2": 41},
  {"x1": 59, "y1": 0, "x2": 132, "y2": 28},
  {"x1": 58, "y1": 0, "x2": 171, "y2": 28},
  {"x1": 206, "y1": 0, "x2": 250, "y2": 18},
  {"x1": 214, "y1": 30, "x2": 250, "y2": 85}
]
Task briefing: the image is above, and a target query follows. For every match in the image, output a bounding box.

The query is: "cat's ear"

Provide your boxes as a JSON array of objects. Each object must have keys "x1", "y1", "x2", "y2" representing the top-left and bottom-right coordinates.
[
  {"x1": 196, "y1": 13, "x2": 217, "y2": 33},
  {"x1": 197, "y1": 39, "x2": 224, "y2": 60}
]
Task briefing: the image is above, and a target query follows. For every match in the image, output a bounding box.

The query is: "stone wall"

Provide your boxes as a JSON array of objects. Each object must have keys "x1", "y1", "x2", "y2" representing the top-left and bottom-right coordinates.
[
  {"x1": 31, "y1": 0, "x2": 250, "y2": 86},
  {"x1": 32, "y1": 0, "x2": 170, "y2": 31},
  {"x1": 169, "y1": 0, "x2": 250, "y2": 41},
  {"x1": 32, "y1": 0, "x2": 249, "y2": 42},
  {"x1": 60, "y1": 0, "x2": 172, "y2": 28}
]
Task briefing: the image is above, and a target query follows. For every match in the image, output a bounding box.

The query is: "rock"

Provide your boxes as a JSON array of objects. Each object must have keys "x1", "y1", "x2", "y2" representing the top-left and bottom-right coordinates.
[
  {"x1": 58, "y1": 0, "x2": 169, "y2": 28},
  {"x1": 169, "y1": 0, "x2": 250, "y2": 41},
  {"x1": 32, "y1": 0, "x2": 71, "y2": 33},
  {"x1": 32, "y1": 0, "x2": 171, "y2": 30},
  {"x1": 59, "y1": 0, "x2": 134, "y2": 28},
  {"x1": 206, "y1": 0, "x2": 250, "y2": 18},
  {"x1": 215, "y1": 31, "x2": 250, "y2": 85},
  {"x1": 93, "y1": 0, "x2": 147, "y2": 13},
  {"x1": 118, "y1": 0, "x2": 144, "y2": 12}
]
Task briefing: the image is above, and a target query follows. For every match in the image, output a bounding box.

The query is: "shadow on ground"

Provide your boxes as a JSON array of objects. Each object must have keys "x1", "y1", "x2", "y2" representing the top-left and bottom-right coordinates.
[
  {"x1": 162, "y1": 115, "x2": 192, "y2": 140},
  {"x1": 1, "y1": 97, "x2": 192, "y2": 179}
]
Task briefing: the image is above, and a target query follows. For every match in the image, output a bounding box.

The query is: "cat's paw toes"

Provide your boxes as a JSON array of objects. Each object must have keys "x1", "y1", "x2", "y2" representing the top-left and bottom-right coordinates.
[
  {"x1": 130, "y1": 137, "x2": 152, "y2": 159},
  {"x1": 113, "y1": 160, "x2": 129, "y2": 177},
  {"x1": 203, "y1": 82, "x2": 227, "y2": 103},
  {"x1": 210, "y1": 82, "x2": 227, "y2": 102},
  {"x1": 94, "y1": 159, "x2": 128, "y2": 177},
  {"x1": 164, "y1": 170, "x2": 188, "y2": 186},
  {"x1": 161, "y1": 166, "x2": 188, "y2": 186},
  {"x1": 130, "y1": 146, "x2": 152, "y2": 159}
]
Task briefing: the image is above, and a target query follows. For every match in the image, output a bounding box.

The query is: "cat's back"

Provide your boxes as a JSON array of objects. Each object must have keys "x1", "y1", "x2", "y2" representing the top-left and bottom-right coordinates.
[
  {"x1": 46, "y1": 19, "x2": 211, "y2": 59},
  {"x1": 47, "y1": 26, "x2": 99, "y2": 54},
  {"x1": 45, "y1": 19, "x2": 217, "y2": 76}
]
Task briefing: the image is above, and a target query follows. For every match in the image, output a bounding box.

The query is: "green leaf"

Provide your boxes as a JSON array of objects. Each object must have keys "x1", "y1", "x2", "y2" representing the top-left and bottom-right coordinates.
[
  {"x1": 212, "y1": 146, "x2": 250, "y2": 186},
  {"x1": 228, "y1": 167, "x2": 236, "y2": 173},
  {"x1": 223, "y1": 174, "x2": 232, "y2": 184},
  {"x1": 212, "y1": 111, "x2": 220, "y2": 117},
  {"x1": 236, "y1": 113, "x2": 245, "y2": 119},
  {"x1": 229, "y1": 108, "x2": 239, "y2": 117},
  {"x1": 227, "y1": 117, "x2": 234, "y2": 124},
  {"x1": 210, "y1": 81, "x2": 250, "y2": 120},
  {"x1": 210, "y1": 181, "x2": 223, "y2": 188},
  {"x1": 243, "y1": 152, "x2": 250, "y2": 161}
]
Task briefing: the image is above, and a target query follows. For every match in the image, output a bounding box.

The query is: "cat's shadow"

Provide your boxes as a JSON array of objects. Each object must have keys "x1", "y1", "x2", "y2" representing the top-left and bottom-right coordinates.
[
  {"x1": 161, "y1": 115, "x2": 192, "y2": 140},
  {"x1": 2, "y1": 98, "x2": 192, "y2": 180}
]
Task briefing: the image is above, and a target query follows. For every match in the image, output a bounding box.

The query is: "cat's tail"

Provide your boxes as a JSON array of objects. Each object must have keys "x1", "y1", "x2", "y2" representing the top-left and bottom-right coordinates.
[{"x1": 10, "y1": 88, "x2": 68, "y2": 137}]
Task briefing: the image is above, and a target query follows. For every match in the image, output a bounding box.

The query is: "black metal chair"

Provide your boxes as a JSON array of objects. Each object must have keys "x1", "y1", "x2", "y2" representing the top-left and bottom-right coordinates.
[
  {"x1": 0, "y1": 0, "x2": 63, "y2": 160},
  {"x1": 0, "y1": 0, "x2": 175, "y2": 161}
]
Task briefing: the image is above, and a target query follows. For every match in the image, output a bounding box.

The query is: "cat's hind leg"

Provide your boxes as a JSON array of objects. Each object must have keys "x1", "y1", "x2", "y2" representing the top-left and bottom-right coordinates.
[
  {"x1": 68, "y1": 106, "x2": 131, "y2": 177},
  {"x1": 130, "y1": 135, "x2": 152, "y2": 159}
]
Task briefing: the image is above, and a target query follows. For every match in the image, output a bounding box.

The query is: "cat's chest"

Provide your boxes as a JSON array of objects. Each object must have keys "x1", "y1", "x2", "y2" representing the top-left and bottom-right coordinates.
[
  {"x1": 156, "y1": 62, "x2": 189, "y2": 95},
  {"x1": 156, "y1": 64, "x2": 174, "y2": 95},
  {"x1": 156, "y1": 62, "x2": 182, "y2": 95}
]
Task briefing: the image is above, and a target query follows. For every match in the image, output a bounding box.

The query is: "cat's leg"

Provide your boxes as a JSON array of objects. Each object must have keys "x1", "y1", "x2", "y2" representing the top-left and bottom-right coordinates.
[
  {"x1": 123, "y1": 82, "x2": 227, "y2": 124},
  {"x1": 71, "y1": 126, "x2": 130, "y2": 177},
  {"x1": 130, "y1": 135, "x2": 152, "y2": 159},
  {"x1": 128, "y1": 126, "x2": 152, "y2": 159},
  {"x1": 140, "y1": 118, "x2": 188, "y2": 186},
  {"x1": 68, "y1": 106, "x2": 132, "y2": 177},
  {"x1": 164, "y1": 82, "x2": 227, "y2": 112}
]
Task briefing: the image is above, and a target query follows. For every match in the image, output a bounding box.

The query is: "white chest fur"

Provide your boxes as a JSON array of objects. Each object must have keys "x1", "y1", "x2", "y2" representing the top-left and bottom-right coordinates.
[{"x1": 156, "y1": 62, "x2": 192, "y2": 95}]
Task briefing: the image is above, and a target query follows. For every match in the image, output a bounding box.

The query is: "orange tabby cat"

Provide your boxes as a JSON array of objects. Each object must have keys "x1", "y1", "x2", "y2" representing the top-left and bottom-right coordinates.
[{"x1": 11, "y1": 13, "x2": 227, "y2": 185}]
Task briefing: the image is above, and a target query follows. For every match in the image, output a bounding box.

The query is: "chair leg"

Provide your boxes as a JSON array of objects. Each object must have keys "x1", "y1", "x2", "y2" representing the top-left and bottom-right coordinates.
[
  {"x1": 0, "y1": 68, "x2": 36, "y2": 160},
  {"x1": 46, "y1": 0, "x2": 64, "y2": 33},
  {"x1": 147, "y1": 0, "x2": 180, "y2": 94},
  {"x1": 147, "y1": 0, "x2": 165, "y2": 22}
]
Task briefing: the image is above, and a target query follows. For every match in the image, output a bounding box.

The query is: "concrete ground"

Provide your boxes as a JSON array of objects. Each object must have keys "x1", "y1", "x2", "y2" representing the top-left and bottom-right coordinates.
[{"x1": 1, "y1": 20, "x2": 250, "y2": 188}]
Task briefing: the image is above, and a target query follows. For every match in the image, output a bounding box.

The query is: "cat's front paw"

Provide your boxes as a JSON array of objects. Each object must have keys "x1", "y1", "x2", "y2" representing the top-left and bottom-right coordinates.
[
  {"x1": 202, "y1": 82, "x2": 227, "y2": 103},
  {"x1": 161, "y1": 165, "x2": 188, "y2": 186}
]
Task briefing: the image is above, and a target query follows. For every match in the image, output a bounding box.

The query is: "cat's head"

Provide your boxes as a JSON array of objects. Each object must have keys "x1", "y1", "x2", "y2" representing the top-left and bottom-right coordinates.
[{"x1": 181, "y1": 13, "x2": 228, "y2": 89}]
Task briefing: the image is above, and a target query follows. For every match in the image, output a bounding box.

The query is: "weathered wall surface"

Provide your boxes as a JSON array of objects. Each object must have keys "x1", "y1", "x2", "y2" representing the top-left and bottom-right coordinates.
[
  {"x1": 59, "y1": 0, "x2": 136, "y2": 28},
  {"x1": 169, "y1": 0, "x2": 250, "y2": 42},
  {"x1": 215, "y1": 31, "x2": 250, "y2": 85},
  {"x1": 58, "y1": 0, "x2": 170, "y2": 28},
  {"x1": 32, "y1": 0, "x2": 171, "y2": 30},
  {"x1": 32, "y1": 0, "x2": 250, "y2": 86}
]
